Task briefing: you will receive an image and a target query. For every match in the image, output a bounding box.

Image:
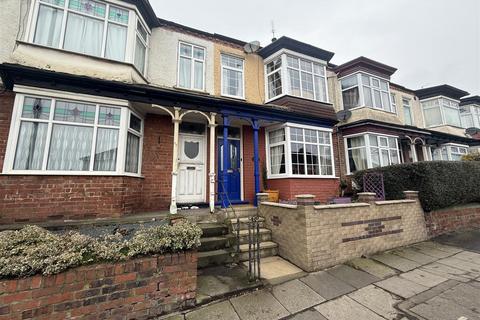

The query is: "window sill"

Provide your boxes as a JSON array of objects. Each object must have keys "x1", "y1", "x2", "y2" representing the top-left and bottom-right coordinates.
[
  {"x1": 221, "y1": 94, "x2": 246, "y2": 101},
  {"x1": 1, "y1": 171, "x2": 144, "y2": 178}
]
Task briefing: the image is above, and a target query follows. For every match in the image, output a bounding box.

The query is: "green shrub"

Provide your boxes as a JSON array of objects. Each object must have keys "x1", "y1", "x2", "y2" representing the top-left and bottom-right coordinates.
[
  {"x1": 352, "y1": 161, "x2": 480, "y2": 212},
  {"x1": 462, "y1": 151, "x2": 480, "y2": 161},
  {"x1": 0, "y1": 220, "x2": 202, "y2": 279}
]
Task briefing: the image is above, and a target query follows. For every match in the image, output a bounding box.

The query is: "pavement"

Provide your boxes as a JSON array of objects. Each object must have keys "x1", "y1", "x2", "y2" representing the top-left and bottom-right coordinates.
[{"x1": 160, "y1": 232, "x2": 480, "y2": 320}]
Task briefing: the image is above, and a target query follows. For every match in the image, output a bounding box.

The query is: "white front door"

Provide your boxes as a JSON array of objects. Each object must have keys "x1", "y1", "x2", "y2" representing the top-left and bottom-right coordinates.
[{"x1": 177, "y1": 133, "x2": 205, "y2": 203}]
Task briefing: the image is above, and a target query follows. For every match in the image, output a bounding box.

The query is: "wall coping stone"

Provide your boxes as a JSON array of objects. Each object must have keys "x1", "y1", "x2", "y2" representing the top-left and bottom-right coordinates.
[
  {"x1": 375, "y1": 200, "x2": 416, "y2": 205},
  {"x1": 314, "y1": 203, "x2": 370, "y2": 210},
  {"x1": 261, "y1": 201, "x2": 298, "y2": 209}
]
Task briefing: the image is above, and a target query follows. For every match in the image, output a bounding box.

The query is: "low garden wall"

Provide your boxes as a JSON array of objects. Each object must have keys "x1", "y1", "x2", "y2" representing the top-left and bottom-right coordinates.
[
  {"x1": 425, "y1": 203, "x2": 480, "y2": 237},
  {"x1": 259, "y1": 191, "x2": 428, "y2": 272}
]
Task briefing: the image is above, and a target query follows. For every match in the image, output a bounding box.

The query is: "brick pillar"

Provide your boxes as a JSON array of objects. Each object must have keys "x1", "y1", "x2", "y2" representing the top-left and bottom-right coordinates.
[
  {"x1": 295, "y1": 194, "x2": 315, "y2": 206},
  {"x1": 357, "y1": 192, "x2": 376, "y2": 204},
  {"x1": 256, "y1": 192, "x2": 269, "y2": 204},
  {"x1": 403, "y1": 190, "x2": 419, "y2": 200}
]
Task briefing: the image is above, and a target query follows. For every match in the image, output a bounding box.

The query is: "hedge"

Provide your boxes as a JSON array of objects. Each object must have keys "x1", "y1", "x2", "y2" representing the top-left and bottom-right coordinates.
[
  {"x1": 352, "y1": 161, "x2": 480, "y2": 212},
  {"x1": 0, "y1": 220, "x2": 202, "y2": 279}
]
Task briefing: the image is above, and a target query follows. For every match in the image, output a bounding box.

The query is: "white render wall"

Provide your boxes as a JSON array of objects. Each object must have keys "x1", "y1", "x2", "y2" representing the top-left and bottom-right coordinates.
[
  {"x1": 0, "y1": 0, "x2": 29, "y2": 65},
  {"x1": 147, "y1": 28, "x2": 215, "y2": 94}
]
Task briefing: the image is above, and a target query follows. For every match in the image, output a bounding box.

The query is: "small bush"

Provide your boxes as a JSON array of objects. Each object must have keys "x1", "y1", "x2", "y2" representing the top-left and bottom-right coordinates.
[
  {"x1": 352, "y1": 161, "x2": 480, "y2": 212},
  {"x1": 0, "y1": 220, "x2": 202, "y2": 279},
  {"x1": 462, "y1": 152, "x2": 480, "y2": 161}
]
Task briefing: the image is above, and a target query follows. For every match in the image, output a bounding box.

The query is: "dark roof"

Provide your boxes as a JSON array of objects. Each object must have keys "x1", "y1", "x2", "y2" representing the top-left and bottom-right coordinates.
[
  {"x1": 258, "y1": 36, "x2": 335, "y2": 62},
  {"x1": 124, "y1": 0, "x2": 159, "y2": 29},
  {"x1": 0, "y1": 63, "x2": 336, "y2": 128},
  {"x1": 415, "y1": 85, "x2": 469, "y2": 101},
  {"x1": 334, "y1": 56, "x2": 397, "y2": 79},
  {"x1": 460, "y1": 95, "x2": 480, "y2": 106}
]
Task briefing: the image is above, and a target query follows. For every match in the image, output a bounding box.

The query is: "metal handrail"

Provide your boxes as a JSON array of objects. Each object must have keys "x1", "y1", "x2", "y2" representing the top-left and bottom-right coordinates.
[{"x1": 216, "y1": 179, "x2": 240, "y2": 253}]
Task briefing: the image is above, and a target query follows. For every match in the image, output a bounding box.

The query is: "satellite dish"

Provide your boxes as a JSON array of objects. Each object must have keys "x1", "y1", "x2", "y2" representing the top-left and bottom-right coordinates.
[
  {"x1": 336, "y1": 110, "x2": 352, "y2": 122},
  {"x1": 243, "y1": 41, "x2": 261, "y2": 53},
  {"x1": 465, "y1": 127, "x2": 480, "y2": 136}
]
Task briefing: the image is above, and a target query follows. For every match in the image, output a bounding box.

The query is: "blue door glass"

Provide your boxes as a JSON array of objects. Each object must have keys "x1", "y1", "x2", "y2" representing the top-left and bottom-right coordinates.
[{"x1": 218, "y1": 139, "x2": 241, "y2": 201}]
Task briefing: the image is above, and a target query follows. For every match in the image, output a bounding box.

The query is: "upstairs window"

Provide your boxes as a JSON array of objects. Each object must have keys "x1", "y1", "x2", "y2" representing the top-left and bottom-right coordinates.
[
  {"x1": 31, "y1": 0, "x2": 149, "y2": 73},
  {"x1": 221, "y1": 54, "x2": 244, "y2": 98},
  {"x1": 422, "y1": 97, "x2": 461, "y2": 128},
  {"x1": 178, "y1": 42, "x2": 205, "y2": 91},
  {"x1": 390, "y1": 93, "x2": 397, "y2": 114},
  {"x1": 265, "y1": 53, "x2": 328, "y2": 103},
  {"x1": 460, "y1": 105, "x2": 480, "y2": 128},
  {"x1": 340, "y1": 73, "x2": 394, "y2": 113},
  {"x1": 403, "y1": 98, "x2": 413, "y2": 125}
]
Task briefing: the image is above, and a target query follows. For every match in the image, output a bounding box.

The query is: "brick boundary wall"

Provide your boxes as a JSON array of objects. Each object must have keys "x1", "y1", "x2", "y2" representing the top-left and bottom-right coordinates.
[
  {"x1": 424, "y1": 204, "x2": 480, "y2": 238},
  {"x1": 0, "y1": 252, "x2": 197, "y2": 320}
]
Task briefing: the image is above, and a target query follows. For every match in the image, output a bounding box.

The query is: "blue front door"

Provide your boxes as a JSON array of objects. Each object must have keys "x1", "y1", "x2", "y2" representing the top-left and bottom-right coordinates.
[{"x1": 218, "y1": 139, "x2": 241, "y2": 202}]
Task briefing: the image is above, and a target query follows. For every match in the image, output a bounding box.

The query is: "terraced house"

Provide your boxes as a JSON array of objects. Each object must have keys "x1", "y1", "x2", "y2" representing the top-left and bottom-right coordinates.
[{"x1": 0, "y1": 0, "x2": 478, "y2": 225}]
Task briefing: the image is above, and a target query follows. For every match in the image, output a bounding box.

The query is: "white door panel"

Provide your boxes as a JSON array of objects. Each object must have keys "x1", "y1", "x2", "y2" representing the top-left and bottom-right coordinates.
[{"x1": 177, "y1": 134, "x2": 205, "y2": 203}]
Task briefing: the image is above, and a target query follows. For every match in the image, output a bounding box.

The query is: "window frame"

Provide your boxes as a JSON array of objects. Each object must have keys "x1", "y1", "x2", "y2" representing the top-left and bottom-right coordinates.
[
  {"x1": 177, "y1": 41, "x2": 206, "y2": 92},
  {"x1": 3, "y1": 86, "x2": 143, "y2": 177},
  {"x1": 432, "y1": 143, "x2": 469, "y2": 161},
  {"x1": 220, "y1": 53, "x2": 245, "y2": 99},
  {"x1": 421, "y1": 96, "x2": 462, "y2": 128},
  {"x1": 402, "y1": 97, "x2": 414, "y2": 126},
  {"x1": 265, "y1": 123, "x2": 335, "y2": 179},
  {"x1": 26, "y1": 0, "x2": 150, "y2": 75}
]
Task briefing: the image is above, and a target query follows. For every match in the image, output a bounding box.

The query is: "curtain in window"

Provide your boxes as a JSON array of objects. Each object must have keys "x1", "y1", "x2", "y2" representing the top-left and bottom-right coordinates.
[
  {"x1": 134, "y1": 36, "x2": 146, "y2": 73},
  {"x1": 194, "y1": 61, "x2": 204, "y2": 90},
  {"x1": 47, "y1": 124, "x2": 93, "y2": 171},
  {"x1": 94, "y1": 128, "x2": 118, "y2": 171},
  {"x1": 105, "y1": 23, "x2": 127, "y2": 61},
  {"x1": 288, "y1": 69, "x2": 301, "y2": 96},
  {"x1": 178, "y1": 57, "x2": 191, "y2": 88},
  {"x1": 125, "y1": 132, "x2": 140, "y2": 173},
  {"x1": 444, "y1": 107, "x2": 461, "y2": 127},
  {"x1": 314, "y1": 76, "x2": 326, "y2": 102},
  {"x1": 64, "y1": 13, "x2": 103, "y2": 57},
  {"x1": 348, "y1": 148, "x2": 367, "y2": 172},
  {"x1": 13, "y1": 122, "x2": 48, "y2": 170},
  {"x1": 342, "y1": 87, "x2": 359, "y2": 110},
  {"x1": 270, "y1": 145, "x2": 285, "y2": 174},
  {"x1": 34, "y1": 5, "x2": 63, "y2": 47},
  {"x1": 424, "y1": 107, "x2": 443, "y2": 127},
  {"x1": 404, "y1": 107, "x2": 413, "y2": 125}
]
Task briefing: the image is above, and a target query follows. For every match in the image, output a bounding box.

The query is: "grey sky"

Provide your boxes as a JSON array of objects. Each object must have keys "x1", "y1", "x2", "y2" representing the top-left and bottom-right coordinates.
[{"x1": 151, "y1": 0, "x2": 480, "y2": 95}]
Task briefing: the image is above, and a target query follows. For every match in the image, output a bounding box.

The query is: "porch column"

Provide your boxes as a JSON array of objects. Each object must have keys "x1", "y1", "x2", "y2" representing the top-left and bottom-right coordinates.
[
  {"x1": 170, "y1": 107, "x2": 181, "y2": 214},
  {"x1": 422, "y1": 144, "x2": 429, "y2": 161},
  {"x1": 428, "y1": 146, "x2": 433, "y2": 161},
  {"x1": 208, "y1": 113, "x2": 217, "y2": 213},
  {"x1": 252, "y1": 119, "x2": 261, "y2": 206},
  {"x1": 410, "y1": 143, "x2": 418, "y2": 162},
  {"x1": 221, "y1": 115, "x2": 230, "y2": 208}
]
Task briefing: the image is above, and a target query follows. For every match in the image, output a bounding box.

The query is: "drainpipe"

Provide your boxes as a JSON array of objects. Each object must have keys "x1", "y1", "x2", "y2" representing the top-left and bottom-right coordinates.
[
  {"x1": 252, "y1": 119, "x2": 260, "y2": 206},
  {"x1": 208, "y1": 113, "x2": 217, "y2": 213}
]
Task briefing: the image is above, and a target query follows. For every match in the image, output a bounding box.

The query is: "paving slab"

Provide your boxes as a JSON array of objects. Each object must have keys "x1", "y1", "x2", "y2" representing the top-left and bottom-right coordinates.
[
  {"x1": 300, "y1": 271, "x2": 355, "y2": 300},
  {"x1": 371, "y1": 252, "x2": 421, "y2": 272},
  {"x1": 348, "y1": 285, "x2": 402, "y2": 320},
  {"x1": 230, "y1": 290, "x2": 290, "y2": 320},
  {"x1": 348, "y1": 258, "x2": 397, "y2": 279},
  {"x1": 434, "y1": 229, "x2": 480, "y2": 253},
  {"x1": 411, "y1": 243, "x2": 456, "y2": 259},
  {"x1": 243, "y1": 256, "x2": 304, "y2": 284},
  {"x1": 420, "y1": 261, "x2": 479, "y2": 282},
  {"x1": 375, "y1": 276, "x2": 429, "y2": 298},
  {"x1": 391, "y1": 247, "x2": 439, "y2": 265},
  {"x1": 185, "y1": 301, "x2": 240, "y2": 320},
  {"x1": 271, "y1": 279, "x2": 325, "y2": 314},
  {"x1": 288, "y1": 309, "x2": 327, "y2": 320},
  {"x1": 437, "y1": 257, "x2": 480, "y2": 274},
  {"x1": 440, "y1": 283, "x2": 480, "y2": 312},
  {"x1": 326, "y1": 265, "x2": 380, "y2": 289},
  {"x1": 400, "y1": 269, "x2": 448, "y2": 288},
  {"x1": 409, "y1": 296, "x2": 480, "y2": 320},
  {"x1": 159, "y1": 315, "x2": 185, "y2": 320},
  {"x1": 314, "y1": 296, "x2": 385, "y2": 320},
  {"x1": 452, "y1": 251, "x2": 480, "y2": 265},
  {"x1": 420, "y1": 242, "x2": 463, "y2": 254}
]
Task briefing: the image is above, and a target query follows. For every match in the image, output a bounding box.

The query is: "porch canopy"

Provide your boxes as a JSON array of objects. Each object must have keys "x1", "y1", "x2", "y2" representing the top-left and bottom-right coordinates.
[{"x1": 0, "y1": 63, "x2": 338, "y2": 213}]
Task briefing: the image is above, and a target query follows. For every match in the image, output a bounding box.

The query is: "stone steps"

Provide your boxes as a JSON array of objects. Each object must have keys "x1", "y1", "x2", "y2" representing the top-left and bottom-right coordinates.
[
  {"x1": 198, "y1": 249, "x2": 234, "y2": 268},
  {"x1": 198, "y1": 222, "x2": 229, "y2": 237},
  {"x1": 236, "y1": 228, "x2": 272, "y2": 244},
  {"x1": 237, "y1": 241, "x2": 279, "y2": 261},
  {"x1": 229, "y1": 217, "x2": 266, "y2": 231},
  {"x1": 197, "y1": 222, "x2": 234, "y2": 268},
  {"x1": 198, "y1": 235, "x2": 235, "y2": 252}
]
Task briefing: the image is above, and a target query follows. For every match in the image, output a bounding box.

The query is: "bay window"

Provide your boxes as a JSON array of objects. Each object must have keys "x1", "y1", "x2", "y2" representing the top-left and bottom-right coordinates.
[
  {"x1": 432, "y1": 144, "x2": 468, "y2": 161},
  {"x1": 178, "y1": 42, "x2": 205, "y2": 91},
  {"x1": 265, "y1": 52, "x2": 328, "y2": 103},
  {"x1": 460, "y1": 105, "x2": 480, "y2": 128},
  {"x1": 221, "y1": 54, "x2": 244, "y2": 98},
  {"x1": 421, "y1": 97, "x2": 462, "y2": 128},
  {"x1": 345, "y1": 133, "x2": 400, "y2": 174},
  {"x1": 266, "y1": 124, "x2": 334, "y2": 178},
  {"x1": 30, "y1": 0, "x2": 149, "y2": 73},
  {"x1": 5, "y1": 92, "x2": 143, "y2": 175},
  {"x1": 340, "y1": 73, "x2": 393, "y2": 112}
]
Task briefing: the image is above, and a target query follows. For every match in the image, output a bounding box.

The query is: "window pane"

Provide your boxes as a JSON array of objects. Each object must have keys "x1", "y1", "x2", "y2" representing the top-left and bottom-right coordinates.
[
  {"x1": 305, "y1": 144, "x2": 319, "y2": 175},
  {"x1": 314, "y1": 76, "x2": 327, "y2": 102},
  {"x1": 291, "y1": 142, "x2": 305, "y2": 174},
  {"x1": 347, "y1": 136, "x2": 365, "y2": 148},
  {"x1": 371, "y1": 147, "x2": 380, "y2": 168},
  {"x1": 134, "y1": 36, "x2": 146, "y2": 73},
  {"x1": 290, "y1": 127, "x2": 303, "y2": 141},
  {"x1": 22, "y1": 97, "x2": 51, "y2": 120},
  {"x1": 286, "y1": 56, "x2": 299, "y2": 68},
  {"x1": 404, "y1": 106, "x2": 413, "y2": 125},
  {"x1": 268, "y1": 71, "x2": 282, "y2": 99},
  {"x1": 319, "y1": 146, "x2": 332, "y2": 175},
  {"x1": 342, "y1": 87, "x2": 359, "y2": 110},
  {"x1": 313, "y1": 63, "x2": 325, "y2": 76},
  {"x1": 270, "y1": 145, "x2": 285, "y2": 174},
  {"x1": 381, "y1": 92, "x2": 390, "y2": 111},
  {"x1": 372, "y1": 78, "x2": 380, "y2": 88},
  {"x1": 47, "y1": 124, "x2": 93, "y2": 171},
  {"x1": 54, "y1": 101, "x2": 96, "y2": 124},
  {"x1": 318, "y1": 132, "x2": 330, "y2": 144},
  {"x1": 64, "y1": 13, "x2": 104, "y2": 57},
  {"x1": 129, "y1": 114, "x2": 142, "y2": 132},
  {"x1": 125, "y1": 132, "x2": 140, "y2": 173},
  {"x1": 222, "y1": 55, "x2": 242, "y2": 69},
  {"x1": 268, "y1": 129, "x2": 285, "y2": 144},
  {"x1": 180, "y1": 43, "x2": 192, "y2": 57},
  {"x1": 105, "y1": 23, "x2": 127, "y2": 61},
  {"x1": 348, "y1": 148, "x2": 367, "y2": 172},
  {"x1": 341, "y1": 75, "x2": 357, "y2": 89},
  {"x1": 267, "y1": 57, "x2": 282, "y2": 73},
  {"x1": 300, "y1": 59, "x2": 312, "y2": 72},
  {"x1": 222, "y1": 68, "x2": 242, "y2": 97},
  {"x1": 98, "y1": 106, "x2": 121, "y2": 126},
  {"x1": 13, "y1": 122, "x2": 48, "y2": 170},
  {"x1": 94, "y1": 128, "x2": 118, "y2": 171},
  {"x1": 373, "y1": 90, "x2": 382, "y2": 108},
  {"x1": 288, "y1": 69, "x2": 301, "y2": 96},
  {"x1": 41, "y1": 0, "x2": 65, "y2": 5},
  {"x1": 68, "y1": 0, "x2": 106, "y2": 17},
  {"x1": 444, "y1": 107, "x2": 461, "y2": 127},
  {"x1": 380, "y1": 81, "x2": 388, "y2": 91},
  {"x1": 193, "y1": 61, "x2": 204, "y2": 90},
  {"x1": 108, "y1": 6, "x2": 129, "y2": 24},
  {"x1": 391, "y1": 150, "x2": 400, "y2": 164},
  {"x1": 301, "y1": 72, "x2": 314, "y2": 99},
  {"x1": 424, "y1": 106, "x2": 443, "y2": 127},
  {"x1": 388, "y1": 137, "x2": 397, "y2": 149},
  {"x1": 34, "y1": 5, "x2": 63, "y2": 48},
  {"x1": 136, "y1": 21, "x2": 147, "y2": 42},
  {"x1": 369, "y1": 135, "x2": 378, "y2": 147},
  {"x1": 363, "y1": 86, "x2": 373, "y2": 107},
  {"x1": 193, "y1": 47, "x2": 205, "y2": 60},
  {"x1": 304, "y1": 129, "x2": 317, "y2": 143},
  {"x1": 361, "y1": 74, "x2": 370, "y2": 86},
  {"x1": 381, "y1": 149, "x2": 389, "y2": 166},
  {"x1": 178, "y1": 56, "x2": 191, "y2": 88}
]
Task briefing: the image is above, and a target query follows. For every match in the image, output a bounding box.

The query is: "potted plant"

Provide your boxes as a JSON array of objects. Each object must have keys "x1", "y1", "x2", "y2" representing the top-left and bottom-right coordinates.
[
  {"x1": 262, "y1": 163, "x2": 279, "y2": 202},
  {"x1": 329, "y1": 179, "x2": 351, "y2": 204}
]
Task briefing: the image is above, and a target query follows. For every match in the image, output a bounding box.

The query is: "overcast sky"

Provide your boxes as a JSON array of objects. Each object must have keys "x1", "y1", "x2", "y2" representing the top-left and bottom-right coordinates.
[{"x1": 151, "y1": 0, "x2": 480, "y2": 96}]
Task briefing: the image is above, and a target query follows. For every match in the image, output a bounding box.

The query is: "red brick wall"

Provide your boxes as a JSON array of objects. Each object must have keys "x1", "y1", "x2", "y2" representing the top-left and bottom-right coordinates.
[
  {"x1": 267, "y1": 178, "x2": 339, "y2": 203},
  {"x1": 0, "y1": 252, "x2": 197, "y2": 320},
  {"x1": 424, "y1": 204, "x2": 480, "y2": 237}
]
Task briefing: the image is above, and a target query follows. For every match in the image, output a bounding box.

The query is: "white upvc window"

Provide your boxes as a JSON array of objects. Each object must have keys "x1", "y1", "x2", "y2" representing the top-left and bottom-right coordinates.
[
  {"x1": 221, "y1": 54, "x2": 244, "y2": 99},
  {"x1": 390, "y1": 93, "x2": 397, "y2": 114},
  {"x1": 264, "y1": 51, "x2": 329, "y2": 103},
  {"x1": 28, "y1": 0, "x2": 150, "y2": 74},
  {"x1": 3, "y1": 88, "x2": 143, "y2": 176},
  {"x1": 266, "y1": 123, "x2": 335, "y2": 179},
  {"x1": 177, "y1": 42, "x2": 205, "y2": 91},
  {"x1": 460, "y1": 105, "x2": 480, "y2": 129},
  {"x1": 421, "y1": 96, "x2": 462, "y2": 128},
  {"x1": 340, "y1": 72, "x2": 394, "y2": 113},
  {"x1": 432, "y1": 144, "x2": 468, "y2": 161},
  {"x1": 345, "y1": 133, "x2": 400, "y2": 174},
  {"x1": 403, "y1": 98, "x2": 413, "y2": 126}
]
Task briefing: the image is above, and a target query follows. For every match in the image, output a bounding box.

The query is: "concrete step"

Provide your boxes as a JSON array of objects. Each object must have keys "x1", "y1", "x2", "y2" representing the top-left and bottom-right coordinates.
[
  {"x1": 217, "y1": 206, "x2": 258, "y2": 220},
  {"x1": 198, "y1": 235, "x2": 235, "y2": 252},
  {"x1": 237, "y1": 241, "x2": 278, "y2": 261},
  {"x1": 229, "y1": 217, "x2": 265, "y2": 231},
  {"x1": 198, "y1": 222, "x2": 229, "y2": 237},
  {"x1": 235, "y1": 228, "x2": 272, "y2": 244},
  {"x1": 198, "y1": 249, "x2": 235, "y2": 268}
]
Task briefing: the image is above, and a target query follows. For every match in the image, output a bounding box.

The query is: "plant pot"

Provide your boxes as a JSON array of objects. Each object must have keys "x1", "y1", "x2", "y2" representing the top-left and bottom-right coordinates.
[{"x1": 264, "y1": 190, "x2": 279, "y2": 202}]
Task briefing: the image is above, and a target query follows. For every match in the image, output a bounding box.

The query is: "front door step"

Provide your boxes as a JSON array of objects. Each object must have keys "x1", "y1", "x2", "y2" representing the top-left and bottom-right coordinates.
[
  {"x1": 198, "y1": 249, "x2": 234, "y2": 268},
  {"x1": 237, "y1": 241, "x2": 279, "y2": 261}
]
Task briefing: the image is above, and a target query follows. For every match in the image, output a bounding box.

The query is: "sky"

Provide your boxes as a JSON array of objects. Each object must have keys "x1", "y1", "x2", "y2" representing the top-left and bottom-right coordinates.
[{"x1": 150, "y1": 0, "x2": 480, "y2": 96}]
